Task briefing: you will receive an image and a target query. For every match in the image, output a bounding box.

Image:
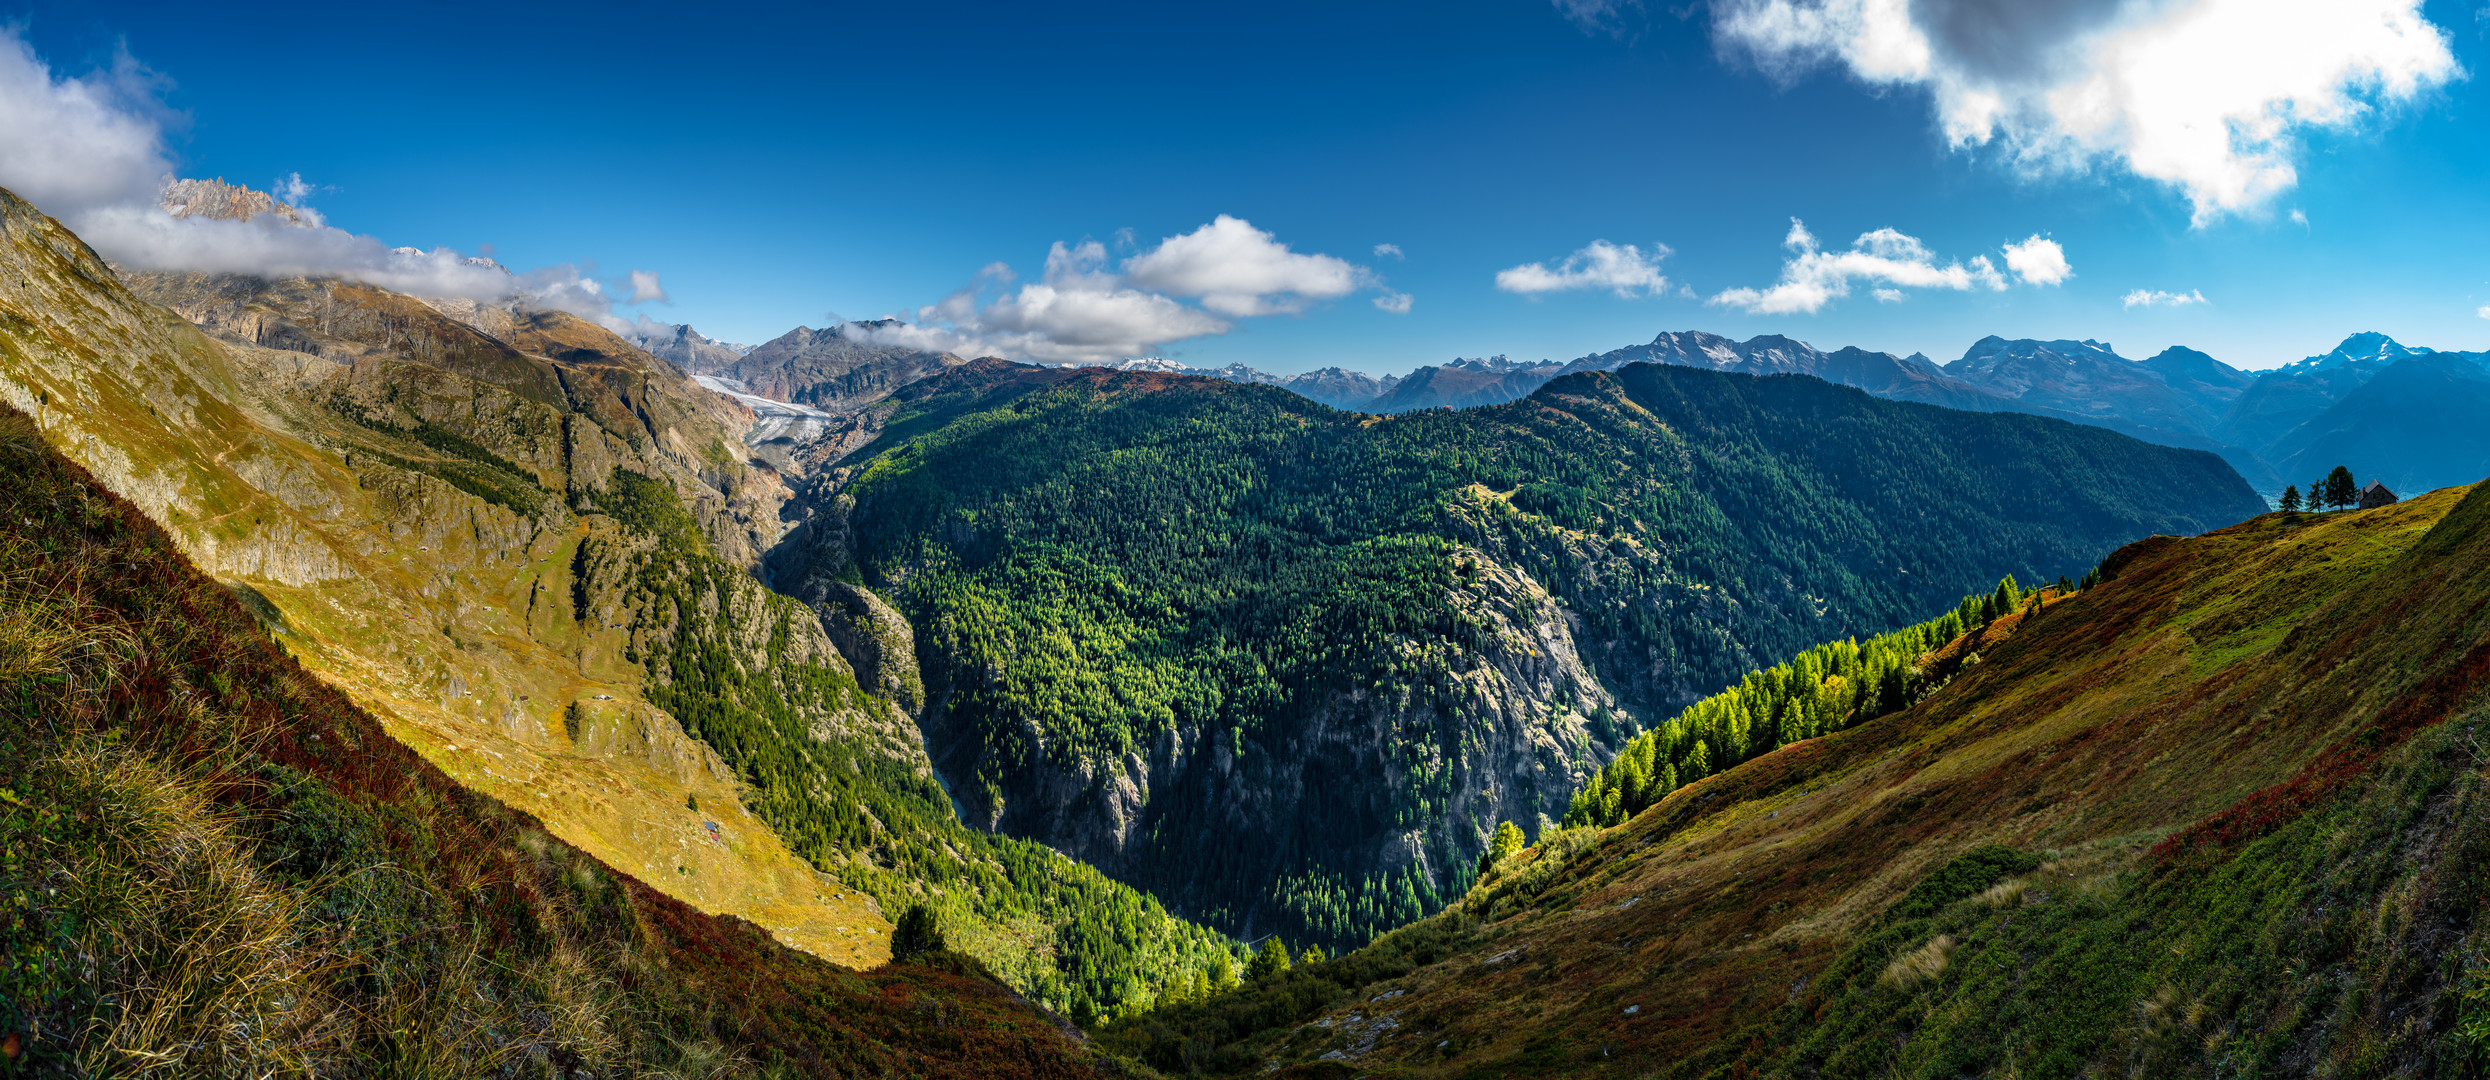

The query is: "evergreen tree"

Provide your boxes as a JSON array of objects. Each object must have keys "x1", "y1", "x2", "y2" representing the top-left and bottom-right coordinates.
[
  {"x1": 2324, "y1": 466, "x2": 2357, "y2": 509},
  {"x1": 1300, "y1": 943, "x2": 1329, "y2": 966},
  {"x1": 1247, "y1": 938, "x2": 1293, "y2": 981},
  {"x1": 2309, "y1": 477, "x2": 2327, "y2": 510},
  {"x1": 1477, "y1": 820, "x2": 1526, "y2": 878},
  {"x1": 891, "y1": 902, "x2": 947, "y2": 962},
  {"x1": 2279, "y1": 485, "x2": 2301, "y2": 513},
  {"x1": 1210, "y1": 953, "x2": 1242, "y2": 993}
]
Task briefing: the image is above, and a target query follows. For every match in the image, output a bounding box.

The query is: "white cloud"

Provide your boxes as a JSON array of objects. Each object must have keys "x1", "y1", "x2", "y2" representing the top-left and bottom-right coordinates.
[
  {"x1": 1712, "y1": 218, "x2": 2046, "y2": 314},
  {"x1": 1873, "y1": 288, "x2": 1906, "y2": 302},
  {"x1": 2477, "y1": 304, "x2": 2489, "y2": 319},
  {"x1": 1714, "y1": 0, "x2": 2461, "y2": 224},
  {"x1": 2001, "y1": 235, "x2": 2071, "y2": 285},
  {"x1": 0, "y1": 27, "x2": 667, "y2": 333},
  {"x1": 627, "y1": 269, "x2": 668, "y2": 304},
  {"x1": 860, "y1": 219, "x2": 1396, "y2": 364},
  {"x1": 0, "y1": 33, "x2": 171, "y2": 218},
  {"x1": 1124, "y1": 215, "x2": 1372, "y2": 317},
  {"x1": 1494, "y1": 240, "x2": 1672, "y2": 298},
  {"x1": 2291, "y1": 208, "x2": 2310, "y2": 226},
  {"x1": 2123, "y1": 288, "x2": 2209, "y2": 308},
  {"x1": 1373, "y1": 242, "x2": 1404, "y2": 259},
  {"x1": 270, "y1": 171, "x2": 315, "y2": 206},
  {"x1": 855, "y1": 242, "x2": 1230, "y2": 365}
]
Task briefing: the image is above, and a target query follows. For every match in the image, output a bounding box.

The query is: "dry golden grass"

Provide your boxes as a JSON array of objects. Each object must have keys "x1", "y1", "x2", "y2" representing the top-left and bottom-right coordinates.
[
  {"x1": 1880, "y1": 934, "x2": 1957, "y2": 990},
  {"x1": 53, "y1": 743, "x2": 345, "y2": 1079}
]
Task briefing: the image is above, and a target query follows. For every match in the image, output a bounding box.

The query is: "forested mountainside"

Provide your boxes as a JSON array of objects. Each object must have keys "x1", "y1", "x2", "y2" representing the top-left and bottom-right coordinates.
[
  {"x1": 771, "y1": 357, "x2": 2267, "y2": 953},
  {"x1": 0, "y1": 184, "x2": 1231, "y2": 1022},
  {"x1": 1108, "y1": 481, "x2": 2490, "y2": 1078},
  {"x1": 1166, "y1": 329, "x2": 2489, "y2": 500},
  {"x1": 0, "y1": 403, "x2": 1108, "y2": 1077}
]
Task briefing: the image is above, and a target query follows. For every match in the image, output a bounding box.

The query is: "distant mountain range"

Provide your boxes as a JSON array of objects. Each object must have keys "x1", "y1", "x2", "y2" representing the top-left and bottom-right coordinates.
[{"x1": 980, "y1": 329, "x2": 2480, "y2": 499}]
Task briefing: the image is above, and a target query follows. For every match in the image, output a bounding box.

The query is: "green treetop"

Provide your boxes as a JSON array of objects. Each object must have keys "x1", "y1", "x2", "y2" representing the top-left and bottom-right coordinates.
[
  {"x1": 2323, "y1": 466, "x2": 2358, "y2": 509},
  {"x1": 1247, "y1": 938, "x2": 1293, "y2": 981}
]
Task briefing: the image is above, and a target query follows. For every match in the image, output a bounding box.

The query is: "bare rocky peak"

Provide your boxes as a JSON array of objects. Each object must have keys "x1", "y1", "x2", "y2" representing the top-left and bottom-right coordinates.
[
  {"x1": 628, "y1": 321, "x2": 750, "y2": 374},
  {"x1": 160, "y1": 177, "x2": 311, "y2": 226},
  {"x1": 1444, "y1": 354, "x2": 1563, "y2": 376}
]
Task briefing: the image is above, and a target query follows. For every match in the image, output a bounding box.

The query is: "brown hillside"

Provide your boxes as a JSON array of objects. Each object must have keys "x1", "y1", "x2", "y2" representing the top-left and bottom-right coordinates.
[{"x1": 0, "y1": 404, "x2": 1107, "y2": 1077}]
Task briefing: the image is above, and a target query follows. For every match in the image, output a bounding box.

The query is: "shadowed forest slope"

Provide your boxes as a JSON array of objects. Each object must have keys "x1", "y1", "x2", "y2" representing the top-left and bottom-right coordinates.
[
  {"x1": 1104, "y1": 480, "x2": 2490, "y2": 1077},
  {"x1": 776, "y1": 357, "x2": 2269, "y2": 952},
  {"x1": 0, "y1": 405, "x2": 1111, "y2": 1078}
]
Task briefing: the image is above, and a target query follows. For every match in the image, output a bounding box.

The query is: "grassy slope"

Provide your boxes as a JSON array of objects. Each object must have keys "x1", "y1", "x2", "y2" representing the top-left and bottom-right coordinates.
[
  {"x1": 0, "y1": 188, "x2": 895, "y2": 966},
  {"x1": 1104, "y1": 482, "x2": 2490, "y2": 1077},
  {"x1": 827, "y1": 359, "x2": 2268, "y2": 950},
  {"x1": 2, "y1": 189, "x2": 1236, "y2": 1021},
  {"x1": 0, "y1": 406, "x2": 1112, "y2": 1079}
]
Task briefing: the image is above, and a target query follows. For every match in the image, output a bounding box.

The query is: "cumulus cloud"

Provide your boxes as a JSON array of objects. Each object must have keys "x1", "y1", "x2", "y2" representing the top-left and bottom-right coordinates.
[
  {"x1": 1124, "y1": 215, "x2": 1373, "y2": 317},
  {"x1": 1373, "y1": 242, "x2": 1404, "y2": 259},
  {"x1": 0, "y1": 27, "x2": 666, "y2": 333},
  {"x1": 1709, "y1": 218, "x2": 2062, "y2": 314},
  {"x1": 2002, "y1": 235, "x2": 2071, "y2": 285},
  {"x1": 0, "y1": 33, "x2": 170, "y2": 218},
  {"x1": 627, "y1": 269, "x2": 668, "y2": 304},
  {"x1": 857, "y1": 220, "x2": 1398, "y2": 364},
  {"x1": 2477, "y1": 304, "x2": 2489, "y2": 319},
  {"x1": 2124, "y1": 288, "x2": 2208, "y2": 308},
  {"x1": 851, "y1": 243, "x2": 1231, "y2": 365},
  {"x1": 1494, "y1": 240, "x2": 1672, "y2": 298},
  {"x1": 1714, "y1": 0, "x2": 2461, "y2": 223}
]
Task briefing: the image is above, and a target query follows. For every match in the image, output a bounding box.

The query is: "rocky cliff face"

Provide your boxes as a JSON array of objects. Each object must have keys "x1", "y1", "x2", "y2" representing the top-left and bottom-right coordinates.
[
  {"x1": 159, "y1": 176, "x2": 311, "y2": 224},
  {"x1": 729, "y1": 323, "x2": 969, "y2": 411},
  {"x1": 627, "y1": 321, "x2": 748, "y2": 373},
  {"x1": 0, "y1": 184, "x2": 904, "y2": 964}
]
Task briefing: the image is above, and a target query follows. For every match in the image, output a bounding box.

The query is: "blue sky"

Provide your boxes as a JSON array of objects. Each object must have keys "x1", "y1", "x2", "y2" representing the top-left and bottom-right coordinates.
[{"x1": 7, "y1": 0, "x2": 2488, "y2": 373}]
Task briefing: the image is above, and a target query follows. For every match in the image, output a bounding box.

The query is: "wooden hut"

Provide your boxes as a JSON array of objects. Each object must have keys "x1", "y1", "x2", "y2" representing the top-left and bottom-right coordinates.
[{"x1": 2357, "y1": 481, "x2": 2398, "y2": 509}]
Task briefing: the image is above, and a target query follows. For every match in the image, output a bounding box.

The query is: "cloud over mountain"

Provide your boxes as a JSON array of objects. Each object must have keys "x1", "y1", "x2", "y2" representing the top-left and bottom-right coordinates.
[
  {"x1": 1124, "y1": 215, "x2": 1374, "y2": 317},
  {"x1": 1494, "y1": 240, "x2": 1672, "y2": 298},
  {"x1": 869, "y1": 217, "x2": 1397, "y2": 363},
  {"x1": 2125, "y1": 288, "x2": 2209, "y2": 307},
  {"x1": 0, "y1": 28, "x2": 663, "y2": 331},
  {"x1": 1713, "y1": 0, "x2": 2460, "y2": 223},
  {"x1": 1711, "y1": 219, "x2": 2064, "y2": 314}
]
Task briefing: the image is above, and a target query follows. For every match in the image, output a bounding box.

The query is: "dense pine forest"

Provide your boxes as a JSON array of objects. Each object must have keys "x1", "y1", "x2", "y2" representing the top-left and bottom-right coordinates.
[
  {"x1": 822, "y1": 361, "x2": 2266, "y2": 952},
  {"x1": 1561, "y1": 574, "x2": 2074, "y2": 831},
  {"x1": 589, "y1": 466, "x2": 1237, "y2": 1022}
]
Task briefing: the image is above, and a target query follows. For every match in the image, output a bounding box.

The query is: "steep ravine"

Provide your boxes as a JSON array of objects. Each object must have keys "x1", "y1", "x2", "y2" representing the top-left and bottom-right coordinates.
[{"x1": 750, "y1": 359, "x2": 2267, "y2": 953}]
